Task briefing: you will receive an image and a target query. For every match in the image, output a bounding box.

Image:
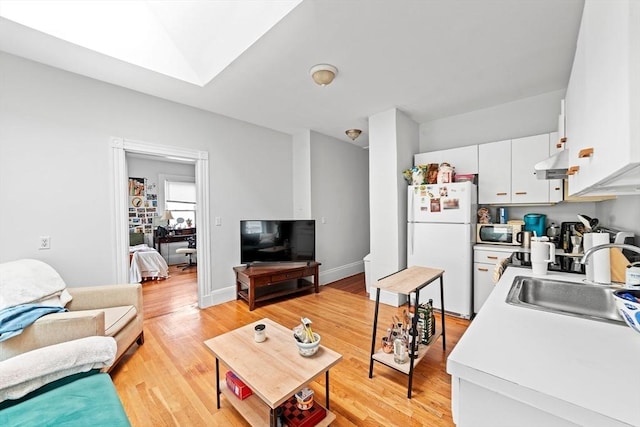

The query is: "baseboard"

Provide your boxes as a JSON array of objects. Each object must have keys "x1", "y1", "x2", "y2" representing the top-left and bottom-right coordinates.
[
  {"x1": 201, "y1": 286, "x2": 236, "y2": 308},
  {"x1": 319, "y1": 261, "x2": 364, "y2": 286}
]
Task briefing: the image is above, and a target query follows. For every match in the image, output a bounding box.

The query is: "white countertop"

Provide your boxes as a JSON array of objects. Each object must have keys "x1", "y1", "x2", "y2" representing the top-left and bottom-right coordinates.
[
  {"x1": 474, "y1": 243, "x2": 521, "y2": 253},
  {"x1": 447, "y1": 266, "x2": 640, "y2": 426}
]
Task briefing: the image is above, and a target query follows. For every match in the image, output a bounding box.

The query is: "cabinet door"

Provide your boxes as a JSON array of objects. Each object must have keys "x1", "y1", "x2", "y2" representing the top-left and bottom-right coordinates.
[
  {"x1": 473, "y1": 263, "x2": 494, "y2": 313},
  {"x1": 478, "y1": 140, "x2": 511, "y2": 204},
  {"x1": 511, "y1": 134, "x2": 550, "y2": 203},
  {"x1": 548, "y1": 131, "x2": 564, "y2": 203},
  {"x1": 565, "y1": 3, "x2": 589, "y2": 195},
  {"x1": 567, "y1": 0, "x2": 639, "y2": 195}
]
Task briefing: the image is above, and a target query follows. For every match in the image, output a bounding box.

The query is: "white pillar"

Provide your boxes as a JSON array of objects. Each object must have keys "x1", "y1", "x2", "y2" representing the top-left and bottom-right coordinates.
[{"x1": 368, "y1": 108, "x2": 419, "y2": 305}]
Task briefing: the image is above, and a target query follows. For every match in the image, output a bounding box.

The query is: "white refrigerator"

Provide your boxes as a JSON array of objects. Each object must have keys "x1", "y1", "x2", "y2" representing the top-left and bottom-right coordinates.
[{"x1": 407, "y1": 182, "x2": 477, "y2": 319}]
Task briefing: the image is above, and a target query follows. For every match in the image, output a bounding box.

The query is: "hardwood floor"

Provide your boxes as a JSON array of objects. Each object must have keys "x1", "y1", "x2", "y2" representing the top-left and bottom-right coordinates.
[
  {"x1": 141, "y1": 265, "x2": 198, "y2": 319},
  {"x1": 112, "y1": 271, "x2": 470, "y2": 426}
]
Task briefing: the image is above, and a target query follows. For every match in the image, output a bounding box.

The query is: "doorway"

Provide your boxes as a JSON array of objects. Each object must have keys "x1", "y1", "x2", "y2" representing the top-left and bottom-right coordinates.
[{"x1": 110, "y1": 137, "x2": 211, "y2": 308}]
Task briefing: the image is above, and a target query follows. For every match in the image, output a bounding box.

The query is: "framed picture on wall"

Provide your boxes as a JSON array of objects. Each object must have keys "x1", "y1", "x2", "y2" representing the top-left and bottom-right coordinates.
[{"x1": 128, "y1": 177, "x2": 145, "y2": 197}]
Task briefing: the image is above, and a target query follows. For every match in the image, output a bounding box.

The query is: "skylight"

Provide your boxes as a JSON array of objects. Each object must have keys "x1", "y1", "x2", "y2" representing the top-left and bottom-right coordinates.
[{"x1": 0, "y1": 0, "x2": 302, "y2": 86}]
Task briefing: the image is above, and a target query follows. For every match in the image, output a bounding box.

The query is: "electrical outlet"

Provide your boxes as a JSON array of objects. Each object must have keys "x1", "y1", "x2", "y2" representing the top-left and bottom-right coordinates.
[{"x1": 39, "y1": 236, "x2": 51, "y2": 250}]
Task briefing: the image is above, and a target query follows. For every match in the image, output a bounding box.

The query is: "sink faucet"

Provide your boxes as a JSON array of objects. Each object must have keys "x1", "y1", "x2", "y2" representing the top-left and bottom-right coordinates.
[
  {"x1": 580, "y1": 243, "x2": 640, "y2": 265},
  {"x1": 580, "y1": 243, "x2": 640, "y2": 284}
]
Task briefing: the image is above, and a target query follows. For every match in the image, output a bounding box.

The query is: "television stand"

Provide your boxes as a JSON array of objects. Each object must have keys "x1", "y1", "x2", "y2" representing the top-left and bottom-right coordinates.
[{"x1": 233, "y1": 262, "x2": 321, "y2": 311}]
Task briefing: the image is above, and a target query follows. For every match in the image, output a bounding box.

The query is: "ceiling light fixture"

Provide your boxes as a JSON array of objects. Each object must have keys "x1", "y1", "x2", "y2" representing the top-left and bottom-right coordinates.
[
  {"x1": 310, "y1": 64, "x2": 338, "y2": 86},
  {"x1": 345, "y1": 129, "x2": 362, "y2": 141}
]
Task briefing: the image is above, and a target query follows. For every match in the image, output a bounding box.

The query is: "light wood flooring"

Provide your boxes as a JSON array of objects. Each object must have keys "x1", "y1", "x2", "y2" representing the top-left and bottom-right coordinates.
[{"x1": 111, "y1": 267, "x2": 470, "y2": 426}]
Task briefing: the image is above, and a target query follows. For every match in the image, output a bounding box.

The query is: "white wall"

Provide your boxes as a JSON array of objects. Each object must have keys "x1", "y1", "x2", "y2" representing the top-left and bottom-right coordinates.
[
  {"x1": 596, "y1": 196, "x2": 640, "y2": 247},
  {"x1": 309, "y1": 131, "x2": 369, "y2": 283},
  {"x1": 292, "y1": 130, "x2": 312, "y2": 219},
  {"x1": 419, "y1": 89, "x2": 565, "y2": 150},
  {"x1": 127, "y1": 155, "x2": 195, "y2": 221},
  {"x1": 0, "y1": 52, "x2": 293, "y2": 295}
]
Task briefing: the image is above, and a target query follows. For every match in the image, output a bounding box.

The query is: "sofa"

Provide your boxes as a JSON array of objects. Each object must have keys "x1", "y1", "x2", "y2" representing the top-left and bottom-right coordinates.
[
  {"x1": 0, "y1": 259, "x2": 144, "y2": 369},
  {"x1": 0, "y1": 336, "x2": 130, "y2": 426}
]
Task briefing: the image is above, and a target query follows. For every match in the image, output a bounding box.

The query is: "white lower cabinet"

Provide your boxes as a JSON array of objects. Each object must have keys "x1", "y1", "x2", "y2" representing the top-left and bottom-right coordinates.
[{"x1": 473, "y1": 247, "x2": 514, "y2": 314}]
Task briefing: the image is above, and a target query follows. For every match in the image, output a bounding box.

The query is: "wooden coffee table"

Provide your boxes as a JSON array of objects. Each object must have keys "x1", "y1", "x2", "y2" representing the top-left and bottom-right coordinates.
[{"x1": 204, "y1": 318, "x2": 342, "y2": 426}]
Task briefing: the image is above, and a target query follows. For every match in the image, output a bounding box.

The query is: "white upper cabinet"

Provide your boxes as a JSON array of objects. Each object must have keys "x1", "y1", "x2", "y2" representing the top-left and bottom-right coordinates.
[
  {"x1": 478, "y1": 135, "x2": 551, "y2": 205},
  {"x1": 565, "y1": 0, "x2": 640, "y2": 196},
  {"x1": 414, "y1": 145, "x2": 479, "y2": 174},
  {"x1": 511, "y1": 134, "x2": 550, "y2": 204},
  {"x1": 478, "y1": 140, "x2": 511, "y2": 205}
]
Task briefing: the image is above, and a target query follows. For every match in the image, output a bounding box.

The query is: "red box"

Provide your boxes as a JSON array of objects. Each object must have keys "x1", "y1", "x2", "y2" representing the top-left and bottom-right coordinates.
[
  {"x1": 225, "y1": 371, "x2": 252, "y2": 400},
  {"x1": 279, "y1": 395, "x2": 326, "y2": 427}
]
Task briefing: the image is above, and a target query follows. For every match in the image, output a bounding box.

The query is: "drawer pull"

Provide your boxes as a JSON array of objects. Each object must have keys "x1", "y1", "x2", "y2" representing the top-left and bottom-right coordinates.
[
  {"x1": 487, "y1": 256, "x2": 498, "y2": 260},
  {"x1": 554, "y1": 187, "x2": 561, "y2": 191},
  {"x1": 477, "y1": 267, "x2": 489, "y2": 272},
  {"x1": 578, "y1": 147, "x2": 594, "y2": 158},
  {"x1": 496, "y1": 192, "x2": 508, "y2": 196},
  {"x1": 514, "y1": 192, "x2": 527, "y2": 195}
]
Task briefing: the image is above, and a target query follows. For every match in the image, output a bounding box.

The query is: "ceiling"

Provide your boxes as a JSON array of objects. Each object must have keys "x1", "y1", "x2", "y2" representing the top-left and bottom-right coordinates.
[{"x1": 0, "y1": 0, "x2": 585, "y2": 148}]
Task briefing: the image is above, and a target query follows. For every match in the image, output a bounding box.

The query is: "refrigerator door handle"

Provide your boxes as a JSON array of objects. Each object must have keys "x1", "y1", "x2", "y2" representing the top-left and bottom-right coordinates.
[
  {"x1": 409, "y1": 222, "x2": 414, "y2": 255},
  {"x1": 408, "y1": 187, "x2": 414, "y2": 222}
]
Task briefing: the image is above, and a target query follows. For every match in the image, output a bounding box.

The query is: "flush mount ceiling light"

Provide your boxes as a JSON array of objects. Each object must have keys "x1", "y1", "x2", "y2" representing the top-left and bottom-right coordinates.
[
  {"x1": 310, "y1": 64, "x2": 338, "y2": 86},
  {"x1": 345, "y1": 129, "x2": 362, "y2": 141}
]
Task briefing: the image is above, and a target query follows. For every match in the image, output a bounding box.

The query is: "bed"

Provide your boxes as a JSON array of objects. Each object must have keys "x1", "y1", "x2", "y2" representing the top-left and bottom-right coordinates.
[{"x1": 129, "y1": 244, "x2": 169, "y2": 283}]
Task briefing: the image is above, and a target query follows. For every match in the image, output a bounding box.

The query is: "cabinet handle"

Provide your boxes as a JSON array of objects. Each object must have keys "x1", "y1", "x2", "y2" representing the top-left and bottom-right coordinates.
[
  {"x1": 514, "y1": 192, "x2": 527, "y2": 195},
  {"x1": 496, "y1": 192, "x2": 508, "y2": 196},
  {"x1": 567, "y1": 165, "x2": 580, "y2": 175},
  {"x1": 477, "y1": 267, "x2": 489, "y2": 272},
  {"x1": 487, "y1": 256, "x2": 498, "y2": 260},
  {"x1": 554, "y1": 187, "x2": 561, "y2": 191},
  {"x1": 556, "y1": 137, "x2": 567, "y2": 149},
  {"x1": 578, "y1": 147, "x2": 594, "y2": 158}
]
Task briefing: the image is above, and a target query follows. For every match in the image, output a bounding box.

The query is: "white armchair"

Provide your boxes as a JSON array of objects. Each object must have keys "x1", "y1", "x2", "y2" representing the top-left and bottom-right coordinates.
[{"x1": 0, "y1": 260, "x2": 144, "y2": 369}]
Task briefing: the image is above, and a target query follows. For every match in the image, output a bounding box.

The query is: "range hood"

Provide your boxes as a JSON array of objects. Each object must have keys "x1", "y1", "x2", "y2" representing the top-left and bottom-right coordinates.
[{"x1": 534, "y1": 149, "x2": 569, "y2": 180}]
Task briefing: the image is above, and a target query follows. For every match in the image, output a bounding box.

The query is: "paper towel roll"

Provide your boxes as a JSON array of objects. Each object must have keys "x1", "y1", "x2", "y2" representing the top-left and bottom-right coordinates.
[
  {"x1": 583, "y1": 233, "x2": 594, "y2": 282},
  {"x1": 585, "y1": 233, "x2": 610, "y2": 284}
]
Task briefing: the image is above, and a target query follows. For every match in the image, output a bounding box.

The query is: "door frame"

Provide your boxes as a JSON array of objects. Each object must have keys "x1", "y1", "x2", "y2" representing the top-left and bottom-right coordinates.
[{"x1": 110, "y1": 137, "x2": 211, "y2": 308}]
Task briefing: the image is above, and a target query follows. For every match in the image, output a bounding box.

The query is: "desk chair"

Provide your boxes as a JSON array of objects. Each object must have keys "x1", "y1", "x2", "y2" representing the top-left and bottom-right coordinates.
[{"x1": 176, "y1": 236, "x2": 196, "y2": 271}]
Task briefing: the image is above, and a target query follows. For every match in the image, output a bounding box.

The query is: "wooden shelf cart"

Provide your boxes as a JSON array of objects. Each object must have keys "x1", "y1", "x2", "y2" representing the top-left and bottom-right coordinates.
[{"x1": 368, "y1": 266, "x2": 446, "y2": 398}]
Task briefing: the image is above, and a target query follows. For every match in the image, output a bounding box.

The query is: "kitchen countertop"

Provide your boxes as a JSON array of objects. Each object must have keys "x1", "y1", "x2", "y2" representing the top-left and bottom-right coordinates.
[
  {"x1": 474, "y1": 243, "x2": 522, "y2": 252},
  {"x1": 447, "y1": 266, "x2": 640, "y2": 426}
]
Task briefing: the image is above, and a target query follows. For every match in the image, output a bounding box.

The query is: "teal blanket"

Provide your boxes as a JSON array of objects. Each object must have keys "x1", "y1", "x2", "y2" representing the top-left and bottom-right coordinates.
[{"x1": 0, "y1": 371, "x2": 130, "y2": 426}]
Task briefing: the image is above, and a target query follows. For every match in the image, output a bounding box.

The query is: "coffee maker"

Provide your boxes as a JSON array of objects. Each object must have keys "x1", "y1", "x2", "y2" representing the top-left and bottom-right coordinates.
[
  {"x1": 546, "y1": 222, "x2": 561, "y2": 248},
  {"x1": 523, "y1": 213, "x2": 546, "y2": 238}
]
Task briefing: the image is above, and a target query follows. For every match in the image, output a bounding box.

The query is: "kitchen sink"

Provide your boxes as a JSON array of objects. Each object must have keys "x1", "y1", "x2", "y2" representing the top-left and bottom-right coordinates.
[{"x1": 506, "y1": 276, "x2": 624, "y2": 325}]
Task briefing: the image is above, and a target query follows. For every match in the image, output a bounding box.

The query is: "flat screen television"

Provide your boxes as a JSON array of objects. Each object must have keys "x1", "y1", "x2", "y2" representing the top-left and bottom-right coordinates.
[{"x1": 240, "y1": 219, "x2": 315, "y2": 265}]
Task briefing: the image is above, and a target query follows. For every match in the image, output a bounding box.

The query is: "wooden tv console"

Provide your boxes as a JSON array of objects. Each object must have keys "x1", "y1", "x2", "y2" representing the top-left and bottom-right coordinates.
[{"x1": 233, "y1": 262, "x2": 321, "y2": 311}]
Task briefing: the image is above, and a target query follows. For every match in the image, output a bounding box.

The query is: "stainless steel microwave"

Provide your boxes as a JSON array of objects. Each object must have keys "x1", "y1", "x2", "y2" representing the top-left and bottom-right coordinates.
[{"x1": 476, "y1": 224, "x2": 522, "y2": 246}]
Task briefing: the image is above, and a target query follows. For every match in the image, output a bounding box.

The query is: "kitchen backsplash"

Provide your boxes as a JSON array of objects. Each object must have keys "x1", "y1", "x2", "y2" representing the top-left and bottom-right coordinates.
[
  {"x1": 480, "y1": 195, "x2": 640, "y2": 246},
  {"x1": 482, "y1": 203, "x2": 597, "y2": 229}
]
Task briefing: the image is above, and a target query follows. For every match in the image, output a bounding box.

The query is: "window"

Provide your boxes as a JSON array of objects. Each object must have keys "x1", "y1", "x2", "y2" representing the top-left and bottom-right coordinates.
[{"x1": 165, "y1": 180, "x2": 196, "y2": 228}]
